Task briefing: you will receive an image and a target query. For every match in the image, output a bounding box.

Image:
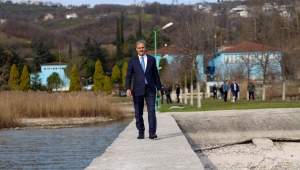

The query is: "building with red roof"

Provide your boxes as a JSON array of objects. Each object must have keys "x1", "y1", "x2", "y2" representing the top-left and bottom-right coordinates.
[{"x1": 211, "y1": 42, "x2": 282, "y2": 81}]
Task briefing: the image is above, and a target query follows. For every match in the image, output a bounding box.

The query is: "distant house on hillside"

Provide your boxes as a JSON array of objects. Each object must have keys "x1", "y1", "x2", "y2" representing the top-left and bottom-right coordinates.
[
  {"x1": 44, "y1": 13, "x2": 54, "y2": 21},
  {"x1": 0, "y1": 19, "x2": 7, "y2": 24},
  {"x1": 66, "y1": 13, "x2": 78, "y2": 19},
  {"x1": 30, "y1": 62, "x2": 70, "y2": 91},
  {"x1": 239, "y1": 10, "x2": 251, "y2": 18},
  {"x1": 32, "y1": 1, "x2": 41, "y2": 5}
]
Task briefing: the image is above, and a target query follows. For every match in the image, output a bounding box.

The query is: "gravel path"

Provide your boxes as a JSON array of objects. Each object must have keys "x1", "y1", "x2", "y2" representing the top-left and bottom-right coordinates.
[{"x1": 198, "y1": 141, "x2": 300, "y2": 169}]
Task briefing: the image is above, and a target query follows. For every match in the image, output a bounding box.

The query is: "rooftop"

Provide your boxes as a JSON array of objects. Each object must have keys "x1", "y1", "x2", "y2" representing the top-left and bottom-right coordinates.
[
  {"x1": 41, "y1": 62, "x2": 67, "y2": 66},
  {"x1": 147, "y1": 44, "x2": 182, "y2": 55},
  {"x1": 221, "y1": 42, "x2": 279, "y2": 53}
]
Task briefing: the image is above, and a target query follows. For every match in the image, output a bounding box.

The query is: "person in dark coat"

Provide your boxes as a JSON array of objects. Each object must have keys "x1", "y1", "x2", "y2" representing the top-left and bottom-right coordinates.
[
  {"x1": 247, "y1": 80, "x2": 255, "y2": 100},
  {"x1": 219, "y1": 84, "x2": 224, "y2": 99},
  {"x1": 126, "y1": 40, "x2": 162, "y2": 140},
  {"x1": 164, "y1": 86, "x2": 172, "y2": 104},
  {"x1": 212, "y1": 84, "x2": 217, "y2": 99},
  {"x1": 230, "y1": 80, "x2": 240, "y2": 102},
  {"x1": 175, "y1": 84, "x2": 180, "y2": 103}
]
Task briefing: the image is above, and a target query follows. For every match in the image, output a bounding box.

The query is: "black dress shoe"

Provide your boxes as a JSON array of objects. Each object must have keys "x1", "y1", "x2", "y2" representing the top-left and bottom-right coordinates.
[
  {"x1": 137, "y1": 134, "x2": 144, "y2": 139},
  {"x1": 149, "y1": 133, "x2": 157, "y2": 139}
]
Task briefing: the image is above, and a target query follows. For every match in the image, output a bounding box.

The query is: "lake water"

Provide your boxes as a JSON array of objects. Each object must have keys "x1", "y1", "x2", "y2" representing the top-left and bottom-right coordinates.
[{"x1": 0, "y1": 117, "x2": 133, "y2": 170}]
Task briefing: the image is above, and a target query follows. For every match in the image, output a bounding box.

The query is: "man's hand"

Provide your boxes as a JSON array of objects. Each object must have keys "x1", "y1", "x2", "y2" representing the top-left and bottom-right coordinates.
[
  {"x1": 157, "y1": 90, "x2": 161, "y2": 98},
  {"x1": 126, "y1": 89, "x2": 132, "y2": 97}
]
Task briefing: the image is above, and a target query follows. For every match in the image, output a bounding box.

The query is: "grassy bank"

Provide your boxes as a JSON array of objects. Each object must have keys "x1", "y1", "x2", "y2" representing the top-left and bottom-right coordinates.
[
  {"x1": 160, "y1": 98, "x2": 300, "y2": 112},
  {"x1": 0, "y1": 91, "x2": 124, "y2": 129}
]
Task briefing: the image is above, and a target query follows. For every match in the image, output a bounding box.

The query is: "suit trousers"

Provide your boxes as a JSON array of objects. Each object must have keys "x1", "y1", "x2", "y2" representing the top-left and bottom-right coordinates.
[
  {"x1": 133, "y1": 86, "x2": 156, "y2": 135},
  {"x1": 224, "y1": 91, "x2": 228, "y2": 102},
  {"x1": 166, "y1": 95, "x2": 172, "y2": 104},
  {"x1": 232, "y1": 91, "x2": 238, "y2": 101}
]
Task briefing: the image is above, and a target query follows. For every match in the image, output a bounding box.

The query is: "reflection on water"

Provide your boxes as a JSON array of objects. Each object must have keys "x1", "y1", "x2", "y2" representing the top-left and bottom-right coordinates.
[{"x1": 0, "y1": 117, "x2": 133, "y2": 170}]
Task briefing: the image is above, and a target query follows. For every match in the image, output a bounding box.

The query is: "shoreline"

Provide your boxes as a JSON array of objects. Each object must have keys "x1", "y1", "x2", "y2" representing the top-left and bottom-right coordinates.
[{"x1": 2, "y1": 114, "x2": 134, "y2": 131}]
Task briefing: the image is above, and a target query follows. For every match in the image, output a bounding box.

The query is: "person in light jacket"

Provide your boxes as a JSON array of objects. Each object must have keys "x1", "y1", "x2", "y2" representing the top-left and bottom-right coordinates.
[{"x1": 222, "y1": 80, "x2": 229, "y2": 102}]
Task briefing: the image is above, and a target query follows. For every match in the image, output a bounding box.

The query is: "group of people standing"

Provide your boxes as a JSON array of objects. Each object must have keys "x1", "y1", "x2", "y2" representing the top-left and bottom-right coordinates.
[
  {"x1": 213, "y1": 80, "x2": 256, "y2": 102},
  {"x1": 161, "y1": 84, "x2": 180, "y2": 104}
]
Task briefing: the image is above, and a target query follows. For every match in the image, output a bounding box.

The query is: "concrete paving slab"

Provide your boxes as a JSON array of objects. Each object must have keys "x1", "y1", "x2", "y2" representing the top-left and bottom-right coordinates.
[
  {"x1": 85, "y1": 113, "x2": 204, "y2": 170},
  {"x1": 172, "y1": 108, "x2": 300, "y2": 150}
]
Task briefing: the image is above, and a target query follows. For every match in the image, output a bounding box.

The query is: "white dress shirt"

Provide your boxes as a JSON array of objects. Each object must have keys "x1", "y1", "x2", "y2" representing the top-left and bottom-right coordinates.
[{"x1": 139, "y1": 54, "x2": 147, "y2": 70}]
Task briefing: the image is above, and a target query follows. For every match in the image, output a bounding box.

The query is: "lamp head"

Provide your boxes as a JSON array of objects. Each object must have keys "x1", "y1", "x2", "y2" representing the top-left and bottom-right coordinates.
[{"x1": 162, "y1": 22, "x2": 173, "y2": 29}]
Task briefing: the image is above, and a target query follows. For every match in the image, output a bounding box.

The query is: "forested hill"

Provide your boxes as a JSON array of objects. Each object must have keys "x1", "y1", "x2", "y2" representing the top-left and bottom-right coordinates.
[{"x1": 0, "y1": 2, "x2": 172, "y2": 47}]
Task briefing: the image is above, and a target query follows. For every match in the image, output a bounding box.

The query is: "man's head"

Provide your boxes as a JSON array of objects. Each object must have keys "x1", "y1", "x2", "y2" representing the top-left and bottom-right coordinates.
[
  {"x1": 136, "y1": 40, "x2": 146, "y2": 56},
  {"x1": 233, "y1": 80, "x2": 236, "y2": 83},
  {"x1": 250, "y1": 80, "x2": 252, "y2": 83}
]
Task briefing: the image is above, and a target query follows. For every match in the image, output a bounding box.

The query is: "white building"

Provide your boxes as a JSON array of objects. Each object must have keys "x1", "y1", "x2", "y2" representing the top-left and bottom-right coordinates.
[
  {"x1": 280, "y1": 11, "x2": 291, "y2": 19},
  {"x1": 0, "y1": 19, "x2": 6, "y2": 24},
  {"x1": 66, "y1": 13, "x2": 78, "y2": 19},
  {"x1": 239, "y1": 11, "x2": 251, "y2": 18},
  {"x1": 263, "y1": 3, "x2": 273, "y2": 11},
  {"x1": 230, "y1": 5, "x2": 247, "y2": 13}
]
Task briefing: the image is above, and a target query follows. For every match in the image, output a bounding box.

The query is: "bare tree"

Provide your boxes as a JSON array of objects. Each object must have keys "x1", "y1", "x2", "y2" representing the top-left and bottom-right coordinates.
[{"x1": 167, "y1": 7, "x2": 216, "y2": 107}]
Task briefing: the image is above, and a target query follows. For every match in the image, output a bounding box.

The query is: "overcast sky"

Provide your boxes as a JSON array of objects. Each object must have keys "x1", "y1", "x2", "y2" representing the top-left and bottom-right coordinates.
[{"x1": 13, "y1": 0, "x2": 217, "y2": 7}]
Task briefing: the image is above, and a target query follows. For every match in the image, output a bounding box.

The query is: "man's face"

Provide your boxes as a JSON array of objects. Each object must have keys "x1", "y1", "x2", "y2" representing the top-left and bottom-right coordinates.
[{"x1": 136, "y1": 43, "x2": 146, "y2": 56}]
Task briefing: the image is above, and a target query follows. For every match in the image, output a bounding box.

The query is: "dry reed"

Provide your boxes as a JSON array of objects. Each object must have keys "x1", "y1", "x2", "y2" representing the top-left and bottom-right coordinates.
[{"x1": 0, "y1": 91, "x2": 124, "y2": 128}]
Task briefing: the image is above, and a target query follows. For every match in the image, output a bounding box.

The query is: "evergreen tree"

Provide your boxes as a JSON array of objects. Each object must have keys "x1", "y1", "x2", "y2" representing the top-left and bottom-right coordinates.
[
  {"x1": 159, "y1": 57, "x2": 168, "y2": 76},
  {"x1": 19, "y1": 65, "x2": 31, "y2": 91},
  {"x1": 31, "y1": 73, "x2": 42, "y2": 91},
  {"x1": 111, "y1": 65, "x2": 121, "y2": 84},
  {"x1": 128, "y1": 34, "x2": 136, "y2": 44},
  {"x1": 69, "y1": 65, "x2": 81, "y2": 91},
  {"x1": 116, "y1": 18, "x2": 122, "y2": 61},
  {"x1": 80, "y1": 37, "x2": 92, "y2": 57},
  {"x1": 8, "y1": 64, "x2": 19, "y2": 90},
  {"x1": 122, "y1": 62, "x2": 128, "y2": 90},
  {"x1": 68, "y1": 42, "x2": 72, "y2": 60},
  {"x1": 80, "y1": 38, "x2": 108, "y2": 71},
  {"x1": 120, "y1": 12, "x2": 124, "y2": 44},
  {"x1": 31, "y1": 37, "x2": 51, "y2": 70},
  {"x1": 93, "y1": 60, "x2": 105, "y2": 91},
  {"x1": 136, "y1": 15, "x2": 142, "y2": 39},
  {"x1": 147, "y1": 29, "x2": 166, "y2": 51},
  {"x1": 103, "y1": 75, "x2": 112, "y2": 94},
  {"x1": 64, "y1": 56, "x2": 95, "y2": 79}
]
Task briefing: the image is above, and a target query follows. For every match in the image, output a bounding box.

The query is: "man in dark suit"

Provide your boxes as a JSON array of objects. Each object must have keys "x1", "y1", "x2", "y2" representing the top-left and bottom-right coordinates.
[
  {"x1": 230, "y1": 80, "x2": 239, "y2": 102},
  {"x1": 126, "y1": 40, "x2": 162, "y2": 140}
]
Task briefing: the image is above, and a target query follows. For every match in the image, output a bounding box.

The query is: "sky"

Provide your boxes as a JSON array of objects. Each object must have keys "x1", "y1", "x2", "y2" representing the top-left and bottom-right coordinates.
[{"x1": 12, "y1": 0, "x2": 216, "y2": 7}]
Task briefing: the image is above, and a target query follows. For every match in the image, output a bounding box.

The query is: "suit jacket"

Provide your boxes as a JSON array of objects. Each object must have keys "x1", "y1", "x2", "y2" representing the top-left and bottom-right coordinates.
[
  {"x1": 230, "y1": 83, "x2": 240, "y2": 92},
  {"x1": 164, "y1": 87, "x2": 171, "y2": 96},
  {"x1": 126, "y1": 54, "x2": 162, "y2": 96}
]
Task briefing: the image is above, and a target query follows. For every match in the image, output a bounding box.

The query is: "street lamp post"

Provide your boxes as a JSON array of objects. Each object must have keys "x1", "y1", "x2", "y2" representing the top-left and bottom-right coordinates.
[
  {"x1": 82, "y1": 77, "x2": 92, "y2": 92},
  {"x1": 154, "y1": 22, "x2": 173, "y2": 111}
]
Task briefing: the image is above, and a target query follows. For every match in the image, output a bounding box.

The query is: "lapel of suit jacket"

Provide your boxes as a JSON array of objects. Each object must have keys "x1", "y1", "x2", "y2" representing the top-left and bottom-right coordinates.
[
  {"x1": 135, "y1": 55, "x2": 144, "y2": 72},
  {"x1": 145, "y1": 54, "x2": 152, "y2": 73}
]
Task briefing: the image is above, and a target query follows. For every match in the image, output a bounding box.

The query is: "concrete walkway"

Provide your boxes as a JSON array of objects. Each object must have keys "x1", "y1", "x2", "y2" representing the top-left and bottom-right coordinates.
[{"x1": 85, "y1": 113, "x2": 204, "y2": 170}]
